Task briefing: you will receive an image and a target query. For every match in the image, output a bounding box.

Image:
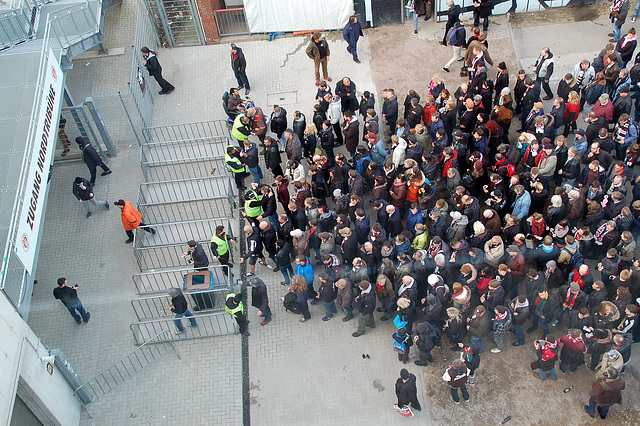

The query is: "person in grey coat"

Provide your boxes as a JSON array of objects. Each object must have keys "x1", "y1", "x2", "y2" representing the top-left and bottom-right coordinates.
[{"x1": 284, "y1": 129, "x2": 303, "y2": 161}]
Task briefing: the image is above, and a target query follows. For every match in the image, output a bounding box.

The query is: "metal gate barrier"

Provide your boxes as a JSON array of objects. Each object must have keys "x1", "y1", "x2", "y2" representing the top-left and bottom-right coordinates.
[
  {"x1": 131, "y1": 287, "x2": 230, "y2": 321},
  {"x1": 133, "y1": 265, "x2": 230, "y2": 295},
  {"x1": 131, "y1": 311, "x2": 237, "y2": 345},
  {"x1": 57, "y1": 100, "x2": 117, "y2": 161},
  {"x1": 142, "y1": 119, "x2": 231, "y2": 144},
  {"x1": 137, "y1": 176, "x2": 235, "y2": 223},
  {"x1": 133, "y1": 217, "x2": 234, "y2": 271},
  {"x1": 140, "y1": 136, "x2": 229, "y2": 181}
]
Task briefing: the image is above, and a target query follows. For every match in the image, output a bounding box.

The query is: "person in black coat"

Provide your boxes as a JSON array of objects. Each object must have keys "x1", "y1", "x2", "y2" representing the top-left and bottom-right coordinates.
[
  {"x1": 230, "y1": 44, "x2": 250, "y2": 93},
  {"x1": 184, "y1": 240, "x2": 209, "y2": 270},
  {"x1": 340, "y1": 228, "x2": 359, "y2": 266},
  {"x1": 250, "y1": 277, "x2": 271, "y2": 325},
  {"x1": 395, "y1": 369, "x2": 422, "y2": 412},
  {"x1": 275, "y1": 239, "x2": 294, "y2": 285},
  {"x1": 75, "y1": 137, "x2": 111, "y2": 184},
  {"x1": 72, "y1": 177, "x2": 109, "y2": 218},
  {"x1": 353, "y1": 280, "x2": 376, "y2": 336},
  {"x1": 259, "y1": 220, "x2": 278, "y2": 267},
  {"x1": 270, "y1": 105, "x2": 288, "y2": 142},
  {"x1": 335, "y1": 77, "x2": 359, "y2": 113},
  {"x1": 263, "y1": 137, "x2": 283, "y2": 178},
  {"x1": 141, "y1": 47, "x2": 175, "y2": 95}
]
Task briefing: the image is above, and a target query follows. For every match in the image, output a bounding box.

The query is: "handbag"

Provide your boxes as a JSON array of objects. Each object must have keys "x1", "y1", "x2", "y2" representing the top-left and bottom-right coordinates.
[{"x1": 393, "y1": 314, "x2": 408, "y2": 329}]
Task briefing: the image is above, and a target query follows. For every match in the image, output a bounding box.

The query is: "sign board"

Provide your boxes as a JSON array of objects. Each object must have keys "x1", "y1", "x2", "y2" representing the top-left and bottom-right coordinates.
[
  {"x1": 14, "y1": 49, "x2": 64, "y2": 273},
  {"x1": 137, "y1": 66, "x2": 146, "y2": 93}
]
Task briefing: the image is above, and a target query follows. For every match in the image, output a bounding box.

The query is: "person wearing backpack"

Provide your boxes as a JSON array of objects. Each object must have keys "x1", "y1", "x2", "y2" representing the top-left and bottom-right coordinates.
[
  {"x1": 443, "y1": 17, "x2": 467, "y2": 73},
  {"x1": 393, "y1": 326, "x2": 413, "y2": 363}
]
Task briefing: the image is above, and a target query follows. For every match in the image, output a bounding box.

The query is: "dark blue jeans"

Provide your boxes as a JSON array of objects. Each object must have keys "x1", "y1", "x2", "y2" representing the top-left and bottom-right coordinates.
[
  {"x1": 531, "y1": 315, "x2": 550, "y2": 336},
  {"x1": 346, "y1": 42, "x2": 359, "y2": 61},
  {"x1": 67, "y1": 300, "x2": 89, "y2": 324},
  {"x1": 514, "y1": 323, "x2": 525, "y2": 345},
  {"x1": 280, "y1": 263, "x2": 294, "y2": 283},
  {"x1": 234, "y1": 70, "x2": 250, "y2": 90},
  {"x1": 586, "y1": 396, "x2": 610, "y2": 418},
  {"x1": 451, "y1": 385, "x2": 469, "y2": 403}
]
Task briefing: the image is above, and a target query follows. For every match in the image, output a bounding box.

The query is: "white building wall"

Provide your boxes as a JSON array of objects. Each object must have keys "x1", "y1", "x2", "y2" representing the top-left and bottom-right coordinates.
[{"x1": 0, "y1": 293, "x2": 82, "y2": 426}]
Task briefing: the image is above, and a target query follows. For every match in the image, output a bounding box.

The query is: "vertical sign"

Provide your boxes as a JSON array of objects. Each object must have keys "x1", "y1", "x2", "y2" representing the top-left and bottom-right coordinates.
[{"x1": 14, "y1": 49, "x2": 64, "y2": 273}]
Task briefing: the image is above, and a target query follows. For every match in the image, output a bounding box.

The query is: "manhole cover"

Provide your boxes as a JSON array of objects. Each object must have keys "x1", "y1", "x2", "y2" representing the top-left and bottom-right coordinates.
[{"x1": 267, "y1": 91, "x2": 298, "y2": 106}]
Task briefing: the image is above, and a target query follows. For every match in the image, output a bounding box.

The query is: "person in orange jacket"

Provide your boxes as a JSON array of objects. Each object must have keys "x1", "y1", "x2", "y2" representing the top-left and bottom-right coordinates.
[{"x1": 114, "y1": 199, "x2": 156, "y2": 243}]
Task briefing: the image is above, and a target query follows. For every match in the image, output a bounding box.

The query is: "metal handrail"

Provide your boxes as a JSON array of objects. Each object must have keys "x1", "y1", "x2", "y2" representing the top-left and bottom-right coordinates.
[{"x1": 72, "y1": 330, "x2": 180, "y2": 407}]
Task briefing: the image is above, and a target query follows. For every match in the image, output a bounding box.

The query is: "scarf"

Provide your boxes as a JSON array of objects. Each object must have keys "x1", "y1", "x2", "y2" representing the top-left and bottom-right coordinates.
[
  {"x1": 622, "y1": 34, "x2": 637, "y2": 48},
  {"x1": 398, "y1": 279, "x2": 413, "y2": 296},
  {"x1": 611, "y1": 0, "x2": 623, "y2": 14},
  {"x1": 565, "y1": 288, "x2": 579, "y2": 309},
  {"x1": 576, "y1": 68, "x2": 586, "y2": 87},
  {"x1": 615, "y1": 119, "x2": 631, "y2": 141},
  {"x1": 541, "y1": 340, "x2": 558, "y2": 361},
  {"x1": 587, "y1": 169, "x2": 599, "y2": 185}
]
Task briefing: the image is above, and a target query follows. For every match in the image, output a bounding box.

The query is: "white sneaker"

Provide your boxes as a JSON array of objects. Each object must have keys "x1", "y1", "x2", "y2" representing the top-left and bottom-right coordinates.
[
  {"x1": 266, "y1": 264, "x2": 273, "y2": 269},
  {"x1": 490, "y1": 348, "x2": 502, "y2": 353},
  {"x1": 632, "y1": 17, "x2": 636, "y2": 22}
]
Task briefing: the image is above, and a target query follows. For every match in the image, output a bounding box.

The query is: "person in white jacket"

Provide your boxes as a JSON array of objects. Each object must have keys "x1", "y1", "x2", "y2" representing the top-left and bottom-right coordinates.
[
  {"x1": 391, "y1": 135, "x2": 407, "y2": 168},
  {"x1": 327, "y1": 95, "x2": 344, "y2": 146}
]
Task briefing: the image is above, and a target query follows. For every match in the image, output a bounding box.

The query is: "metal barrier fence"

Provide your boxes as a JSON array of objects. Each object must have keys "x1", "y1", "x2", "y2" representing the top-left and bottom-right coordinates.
[
  {"x1": 73, "y1": 330, "x2": 180, "y2": 408},
  {"x1": 140, "y1": 136, "x2": 229, "y2": 181},
  {"x1": 133, "y1": 217, "x2": 233, "y2": 271},
  {"x1": 0, "y1": 0, "x2": 37, "y2": 50},
  {"x1": 130, "y1": 311, "x2": 238, "y2": 345},
  {"x1": 141, "y1": 120, "x2": 231, "y2": 144},
  {"x1": 131, "y1": 287, "x2": 229, "y2": 321},
  {"x1": 213, "y1": 7, "x2": 250, "y2": 37},
  {"x1": 137, "y1": 176, "x2": 235, "y2": 224},
  {"x1": 133, "y1": 265, "x2": 231, "y2": 295},
  {"x1": 130, "y1": 0, "x2": 160, "y2": 130}
]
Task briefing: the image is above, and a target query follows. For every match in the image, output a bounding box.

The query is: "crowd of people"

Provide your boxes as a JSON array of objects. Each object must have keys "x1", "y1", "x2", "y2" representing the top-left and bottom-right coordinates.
[{"x1": 216, "y1": 6, "x2": 640, "y2": 416}]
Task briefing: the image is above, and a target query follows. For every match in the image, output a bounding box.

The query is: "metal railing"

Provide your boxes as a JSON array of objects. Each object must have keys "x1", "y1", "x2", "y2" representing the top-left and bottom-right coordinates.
[
  {"x1": 0, "y1": 0, "x2": 37, "y2": 50},
  {"x1": 130, "y1": 311, "x2": 238, "y2": 345},
  {"x1": 47, "y1": 0, "x2": 102, "y2": 67},
  {"x1": 133, "y1": 217, "x2": 234, "y2": 271},
  {"x1": 213, "y1": 7, "x2": 249, "y2": 37},
  {"x1": 140, "y1": 136, "x2": 229, "y2": 181},
  {"x1": 133, "y1": 265, "x2": 231, "y2": 295},
  {"x1": 137, "y1": 176, "x2": 235, "y2": 224},
  {"x1": 73, "y1": 331, "x2": 181, "y2": 408},
  {"x1": 142, "y1": 120, "x2": 231, "y2": 144},
  {"x1": 131, "y1": 287, "x2": 230, "y2": 321}
]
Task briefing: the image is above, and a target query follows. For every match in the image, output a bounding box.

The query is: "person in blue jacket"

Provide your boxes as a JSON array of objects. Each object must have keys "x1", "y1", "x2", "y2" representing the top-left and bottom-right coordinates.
[
  {"x1": 295, "y1": 254, "x2": 317, "y2": 302},
  {"x1": 343, "y1": 15, "x2": 364, "y2": 63}
]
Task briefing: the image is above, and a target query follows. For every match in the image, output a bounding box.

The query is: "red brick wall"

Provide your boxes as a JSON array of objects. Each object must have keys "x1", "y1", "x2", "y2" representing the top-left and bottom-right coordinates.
[{"x1": 195, "y1": 0, "x2": 222, "y2": 44}]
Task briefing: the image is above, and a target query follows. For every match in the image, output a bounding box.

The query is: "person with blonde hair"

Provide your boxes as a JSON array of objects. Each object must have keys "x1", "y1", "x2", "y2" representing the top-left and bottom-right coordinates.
[
  {"x1": 285, "y1": 274, "x2": 311, "y2": 323},
  {"x1": 444, "y1": 307, "x2": 466, "y2": 351}
]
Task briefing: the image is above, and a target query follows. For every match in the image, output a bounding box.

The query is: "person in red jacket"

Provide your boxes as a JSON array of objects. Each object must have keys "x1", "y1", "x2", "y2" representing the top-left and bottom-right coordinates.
[
  {"x1": 563, "y1": 90, "x2": 581, "y2": 137},
  {"x1": 114, "y1": 199, "x2": 156, "y2": 243}
]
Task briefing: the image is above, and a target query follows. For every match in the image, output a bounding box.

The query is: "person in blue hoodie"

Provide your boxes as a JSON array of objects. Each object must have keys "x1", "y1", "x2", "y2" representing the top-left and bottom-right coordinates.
[
  {"x1": 407, "y1": 203, "x2": 424, "y2": 235},
  {"x1": 295, "y1": 254, "x2": 317, "y2": 302}
]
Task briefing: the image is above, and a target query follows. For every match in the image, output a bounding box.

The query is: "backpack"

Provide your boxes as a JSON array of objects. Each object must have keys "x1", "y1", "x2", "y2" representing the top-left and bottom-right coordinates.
[
  {"x1": 563, "y1": 247, "x2": 584, "y2": 269},
  {"x1": 393, "y1": 340, "x2": 407, "y2": 353},
  {"x1": 446, "y1": 23, "x2": 460, "y2": 46}
]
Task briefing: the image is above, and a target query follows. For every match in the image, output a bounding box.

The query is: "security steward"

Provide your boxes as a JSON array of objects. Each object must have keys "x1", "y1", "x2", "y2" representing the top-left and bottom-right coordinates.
[
  {"x1": 243, "y1": 187, "x2": 263, "y2": 226},
  {"x1": 210, "y1": 225, "x2": 234, "y2": 276},
  {"x1": 231, "y1": 113, "x2": 253, "y2": 146},
  {"x1": 225, "y1": 292, "x2": 250, "y2": 336},
  {"x1": 225, "y1": 145, "x2": 247, "y2": 191}
]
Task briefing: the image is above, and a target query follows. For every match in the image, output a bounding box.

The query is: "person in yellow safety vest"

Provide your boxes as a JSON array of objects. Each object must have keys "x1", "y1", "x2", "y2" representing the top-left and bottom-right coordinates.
[
  {"x1": 225, "y1": 145, "x2": 247, "y2": 190},
  {"x1": 243, "y1": 188, "x2": 263, "y2": 226},
  {"x1": 210, "y1": 225, "x2": 234, "y2": 277},
  {"x1": 231, "y1": 114, "x2": 253, "y2": 145},
  {"x1": 225, "y1": 293, "x2": 249, "y2": 336}
]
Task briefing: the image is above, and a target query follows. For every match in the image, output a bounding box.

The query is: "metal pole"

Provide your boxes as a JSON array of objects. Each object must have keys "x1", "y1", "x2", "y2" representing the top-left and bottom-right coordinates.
[
  {"x1": 84, "y1": 97, "x2": 117, "y2": 156},
  {"x1": 118, "y1": 91, "x2": 142, "y2": 146}
]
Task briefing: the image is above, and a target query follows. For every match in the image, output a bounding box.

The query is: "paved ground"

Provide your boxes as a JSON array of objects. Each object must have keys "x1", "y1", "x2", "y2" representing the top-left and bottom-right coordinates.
[{"x1": 25, "y1": 4, "x2": 640, "y2": 426}]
